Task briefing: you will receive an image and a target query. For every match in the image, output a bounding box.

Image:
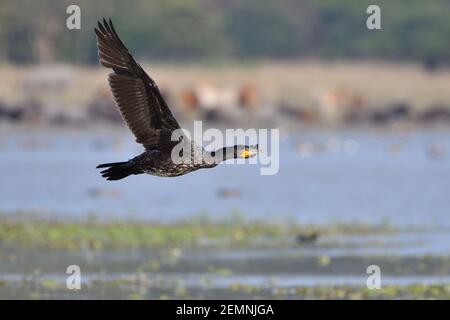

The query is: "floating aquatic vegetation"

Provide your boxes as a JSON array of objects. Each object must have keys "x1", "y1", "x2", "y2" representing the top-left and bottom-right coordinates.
[{"x1": 0, "y1": 214, "x2": 399, "y2": 250}]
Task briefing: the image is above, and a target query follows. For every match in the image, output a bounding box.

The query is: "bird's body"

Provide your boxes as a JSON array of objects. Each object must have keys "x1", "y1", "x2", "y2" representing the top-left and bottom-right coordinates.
[
  {"x1": 95, "y1": 19, "x2": 257, "y2": 180},
  {"x1": 135, "y1": 147, "x2": 217, "y2": 178}
]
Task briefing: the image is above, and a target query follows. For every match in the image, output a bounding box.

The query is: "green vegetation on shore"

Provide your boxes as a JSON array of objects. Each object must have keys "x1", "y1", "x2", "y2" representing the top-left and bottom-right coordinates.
[{"x1": 0, "y1": 216, "x2": 395, "y2": 250}]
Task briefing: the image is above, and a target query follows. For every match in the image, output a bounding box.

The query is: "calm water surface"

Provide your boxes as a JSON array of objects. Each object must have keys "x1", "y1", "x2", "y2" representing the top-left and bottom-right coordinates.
[{"x1": 0, "y1": 128, "x2": 449, "y2": 227}]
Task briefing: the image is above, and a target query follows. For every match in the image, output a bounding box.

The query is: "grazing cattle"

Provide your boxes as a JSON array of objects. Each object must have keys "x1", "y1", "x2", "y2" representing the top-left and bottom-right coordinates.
[
  {"x1": 179, "y1": 83, "x2": 260, "y2": 116},
  {"x1": 317, "y1": 86, "x2": 365, "y2": 123},
  {"x1": 238, "y1": 84, "x2": 259, "y2": 110}
]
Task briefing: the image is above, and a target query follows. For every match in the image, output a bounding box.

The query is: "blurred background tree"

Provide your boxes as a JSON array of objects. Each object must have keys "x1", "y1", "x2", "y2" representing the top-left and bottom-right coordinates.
[{"x1": 1, "y1": 0, "x2": 450, "y2": 65}]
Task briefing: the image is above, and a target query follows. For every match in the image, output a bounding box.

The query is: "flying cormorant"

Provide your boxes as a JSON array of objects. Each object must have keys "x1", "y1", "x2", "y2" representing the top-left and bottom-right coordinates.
[{"x1": 95, "y1": 19, "x2": 258, "y2": 180}]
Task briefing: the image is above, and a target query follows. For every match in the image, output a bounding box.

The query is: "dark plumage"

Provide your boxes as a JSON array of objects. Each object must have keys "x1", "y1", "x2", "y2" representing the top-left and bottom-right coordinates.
[{"x1": 95, "y1": 19, "x2": 258, "y2": 180}]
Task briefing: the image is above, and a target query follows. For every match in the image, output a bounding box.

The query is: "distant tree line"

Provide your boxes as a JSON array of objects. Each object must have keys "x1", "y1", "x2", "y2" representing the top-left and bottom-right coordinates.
[{"x1": 1, "y1": 0, "x2": 450, "y2": 65}]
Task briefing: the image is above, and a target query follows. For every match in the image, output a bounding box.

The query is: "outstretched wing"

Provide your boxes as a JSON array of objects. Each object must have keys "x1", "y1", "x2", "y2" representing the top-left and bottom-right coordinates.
[{"x1": 95, "y1": 18, "x2": 181, "y2": 149}]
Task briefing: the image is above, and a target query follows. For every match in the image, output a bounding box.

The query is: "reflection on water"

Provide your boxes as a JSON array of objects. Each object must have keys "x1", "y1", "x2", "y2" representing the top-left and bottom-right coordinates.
[{"x1": 0, "y1": 128, "x2": 449, "y2": 226}]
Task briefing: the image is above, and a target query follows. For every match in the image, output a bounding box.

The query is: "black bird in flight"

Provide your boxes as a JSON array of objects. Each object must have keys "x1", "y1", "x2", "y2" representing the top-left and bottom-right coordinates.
[{"x1": 95, "y1": 19, "x2": 258, "y2": 180}]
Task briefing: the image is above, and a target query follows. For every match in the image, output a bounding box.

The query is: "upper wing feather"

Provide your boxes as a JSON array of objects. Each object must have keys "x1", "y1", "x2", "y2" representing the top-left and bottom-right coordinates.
[{"x1": 95, "y1": 18, "x2": 181, "y2": 149}]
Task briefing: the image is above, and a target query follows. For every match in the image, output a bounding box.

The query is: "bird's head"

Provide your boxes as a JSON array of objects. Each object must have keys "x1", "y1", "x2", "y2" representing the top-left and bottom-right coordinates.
[{"x1": 208, "y1": 144, "x2": 259, "y2": 163}]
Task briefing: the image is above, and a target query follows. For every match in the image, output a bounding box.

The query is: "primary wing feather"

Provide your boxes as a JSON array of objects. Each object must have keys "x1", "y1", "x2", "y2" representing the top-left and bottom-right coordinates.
[{"x1": 95, "y1": 18, "x2": 181, "y2": 149}]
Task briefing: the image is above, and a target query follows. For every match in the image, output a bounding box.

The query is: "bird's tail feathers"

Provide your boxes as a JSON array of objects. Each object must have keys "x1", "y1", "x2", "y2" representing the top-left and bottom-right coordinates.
[
  {"x1": 96, "y1": 161, "x2": 142, "y2": 181},
  {"x1": 96, "y1": 161, "x2": 128, "y2": 169}
]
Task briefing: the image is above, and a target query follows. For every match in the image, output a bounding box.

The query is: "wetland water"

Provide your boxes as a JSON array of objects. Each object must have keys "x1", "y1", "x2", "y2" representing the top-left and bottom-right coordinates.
[
  {"x1": 0, "y1": 128, "x2": 449, "y2": 226},
  {"x1": 0, "y1": 128, "x2": 449, "y2": 298}
]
